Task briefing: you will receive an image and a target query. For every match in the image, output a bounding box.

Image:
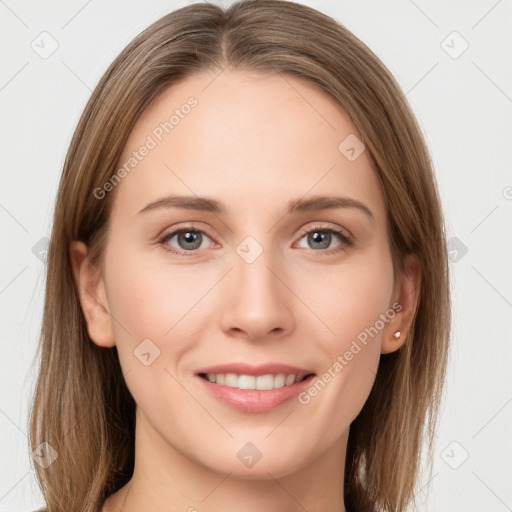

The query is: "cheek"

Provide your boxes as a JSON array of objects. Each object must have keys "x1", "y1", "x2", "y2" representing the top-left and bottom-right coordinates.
[
  {"x1": 104, "y1": 242, "x2": 234, "y2": 394},
  {"x1": 301, "y1": 251, "x2": 395, "y2": 349},
  {"x1": 297, "y1": 249, "x2": 394, "y2": 417},
  {"x1": 103, "y1": 243, "x2": 203, "y2": 365},
  {"x1": 106, "y1": 237, "x2": 213, "y2": 331},
  {"x1": 103, "y1": 250, "x2": 211, "y2": 417}
]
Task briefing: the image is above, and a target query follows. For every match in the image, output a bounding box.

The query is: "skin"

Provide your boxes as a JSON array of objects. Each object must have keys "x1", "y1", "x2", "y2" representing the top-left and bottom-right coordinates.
[{"x1": 71, "y1": 70, "x2": 420, "y2": 512}]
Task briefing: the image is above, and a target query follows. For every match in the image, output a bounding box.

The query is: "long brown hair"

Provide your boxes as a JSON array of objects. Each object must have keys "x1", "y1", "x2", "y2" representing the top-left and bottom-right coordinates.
[{"x1": 28, "y1": 1, "x2": 451, "y2": 511}]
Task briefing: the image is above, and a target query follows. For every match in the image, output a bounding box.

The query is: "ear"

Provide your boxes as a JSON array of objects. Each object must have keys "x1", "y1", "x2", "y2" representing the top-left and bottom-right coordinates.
[
  {"x1": 70, "y1": 240, "x2": 115, "y2": 348},
  {"x1": 381, "y1": 253, "x2": 421, "y2": 354}
]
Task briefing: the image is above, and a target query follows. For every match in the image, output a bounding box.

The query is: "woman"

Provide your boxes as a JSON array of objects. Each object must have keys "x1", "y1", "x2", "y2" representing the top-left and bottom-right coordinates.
[{"x1": 29, "y1": 1, "x2": 451, "y2": 511}]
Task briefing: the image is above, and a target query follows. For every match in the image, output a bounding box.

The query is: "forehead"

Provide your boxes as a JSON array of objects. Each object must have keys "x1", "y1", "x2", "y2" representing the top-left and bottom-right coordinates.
[{"x1": 111, "y1": 70, "x2": 386, "y2": 222}]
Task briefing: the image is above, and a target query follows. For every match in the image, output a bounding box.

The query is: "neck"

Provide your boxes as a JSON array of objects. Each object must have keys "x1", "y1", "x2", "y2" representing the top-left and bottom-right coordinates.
[{"x1": 103, "y1": 409, "x2": 348, "y2": 512}]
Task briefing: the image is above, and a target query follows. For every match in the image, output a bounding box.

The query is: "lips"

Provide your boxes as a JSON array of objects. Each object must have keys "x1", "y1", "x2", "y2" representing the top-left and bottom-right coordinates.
[
  {"x1": 195, "y1": 362, "x2": 315, "y2": 381},
  {"x1": 194, "y1": 362, "x2": 316, "y2": 413}
]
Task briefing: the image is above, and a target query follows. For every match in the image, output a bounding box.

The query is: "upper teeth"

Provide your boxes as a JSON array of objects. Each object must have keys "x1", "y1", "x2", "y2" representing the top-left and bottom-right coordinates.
[{"x1": 205, "y1": 373, "x2": 299, "y2": 390}]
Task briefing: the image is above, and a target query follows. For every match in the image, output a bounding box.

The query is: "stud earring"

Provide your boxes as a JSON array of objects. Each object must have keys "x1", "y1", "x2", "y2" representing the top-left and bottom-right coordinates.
[{"x1": 393, "y1": 331, "x2": 401, "y2": 340}]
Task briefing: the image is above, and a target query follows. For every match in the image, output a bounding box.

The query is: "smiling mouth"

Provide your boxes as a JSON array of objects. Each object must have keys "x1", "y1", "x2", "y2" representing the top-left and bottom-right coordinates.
[{"x1": 197, "y1": 372, "x2": 316, "y2": 391}]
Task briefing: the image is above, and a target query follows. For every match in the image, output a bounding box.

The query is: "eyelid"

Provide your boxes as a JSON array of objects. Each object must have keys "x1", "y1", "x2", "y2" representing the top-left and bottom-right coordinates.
[
  {"x1": 295, "y1": 222, "x2": 352, "y2": 241},
  {"x1": 158, "y1": 222, "x2": 215, "y2": 239}
]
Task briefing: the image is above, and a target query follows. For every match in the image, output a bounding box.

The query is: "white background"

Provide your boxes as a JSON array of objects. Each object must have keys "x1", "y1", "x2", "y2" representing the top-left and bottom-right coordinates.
[{"x1": 1, "y1": 1, "x2": 511, "y2": 511}]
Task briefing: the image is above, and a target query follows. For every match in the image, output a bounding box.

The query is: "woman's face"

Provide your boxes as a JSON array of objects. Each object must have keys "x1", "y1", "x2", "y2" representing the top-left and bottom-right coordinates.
[{"x1": 79, "y1": 70, "x2": 410, "y2": 479}]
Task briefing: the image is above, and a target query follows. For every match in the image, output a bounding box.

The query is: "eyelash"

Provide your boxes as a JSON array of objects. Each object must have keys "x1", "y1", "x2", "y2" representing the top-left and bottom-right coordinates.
[{"x1": 158, "y1": 223, "x2": 354, "y2": 257}]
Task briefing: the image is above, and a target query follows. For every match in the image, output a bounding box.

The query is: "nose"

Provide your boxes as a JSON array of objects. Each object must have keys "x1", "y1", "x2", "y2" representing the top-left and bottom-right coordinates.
[{"x1": 219, "y1": 247, "x2": 295, "y2": 341}]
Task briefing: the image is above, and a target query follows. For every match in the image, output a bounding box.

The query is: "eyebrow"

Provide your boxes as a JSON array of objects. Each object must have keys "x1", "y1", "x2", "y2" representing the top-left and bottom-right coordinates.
[{"x1": 137, "y1": 194, "x2": 375, "y2": 221}]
